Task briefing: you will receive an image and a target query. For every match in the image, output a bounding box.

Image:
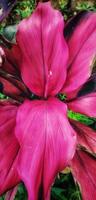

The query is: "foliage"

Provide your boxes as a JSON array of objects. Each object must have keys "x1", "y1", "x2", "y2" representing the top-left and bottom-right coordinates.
[
  {"x1": 0, "y1": 173, "x2": 81, "y2": 200},
  {"x1": 0, "y1": 0, "x2": 96, "y2": 199},
  {"x1": 0, "y1": 93, "x2": 6, "y2": 99},
  {"x1": 68, "y1": 110, "x2": 96, "y2": 126},
  {"x1": 10, "y1": 0, "x2": 35, "y2": 23},
  {"x1": 76, "y1": 2, "x2": 96, "y2": 11},
  {"x1": 51, "y1": 173, "x2": 81, "y2": 200}
]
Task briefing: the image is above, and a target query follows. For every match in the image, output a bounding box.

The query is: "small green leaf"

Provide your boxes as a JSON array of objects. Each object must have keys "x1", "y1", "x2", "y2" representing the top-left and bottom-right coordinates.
[
  {"x1": 68, "y1": 110, "x2": 95, "y2": 126},
  {"x1": 3, "y1": 25, "x2": 17, "y2": 41}
]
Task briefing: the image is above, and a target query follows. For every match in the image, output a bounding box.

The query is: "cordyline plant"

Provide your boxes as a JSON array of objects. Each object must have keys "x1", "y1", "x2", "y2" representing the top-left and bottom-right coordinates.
[{"x1": 0, "y1": 1, "x2": 96, "y2": 200}]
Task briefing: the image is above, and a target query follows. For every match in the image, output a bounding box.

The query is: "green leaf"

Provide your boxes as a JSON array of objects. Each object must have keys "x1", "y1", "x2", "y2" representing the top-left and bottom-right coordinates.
[
  {"x1": 2, "y1": 25, "x2": 17, "y2": 41},
  {"x1": 52, "y1": 187, "x2": 67, "y2": 200},
  {"x1": 68, "y1": 110, "x2": 95, "y2": 126}
]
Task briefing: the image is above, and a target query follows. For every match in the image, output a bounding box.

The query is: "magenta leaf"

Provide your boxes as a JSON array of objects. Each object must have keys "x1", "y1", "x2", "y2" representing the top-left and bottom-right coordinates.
[
  {"x1": 70, "y1": 119, "x2": 96, "y2": 200},
  {"x1": 71, "y1": 149, "x2": 96, "y2": 200},
  {"x1": 0, "y1": 101, "x2": 20, "y2": 195},
  {"x1": 61, "y1": 11, "x2": 96, "y2": 99},
  {"x1": 0, "y1": 45, "x2": 31, "y2": 101},
  {"x1": 16, "y1": 2, "x2": 69, "y2": 97},
  {"x1": 15, "y1": 98, "x2": 76, "y2": 199},
  {"x1": 70, "y1": 119, "x2": 96, "y2": 153},
  {"x1": 67, "y1": 93, "x2": 96, "y2": 117},
  {"x1": 64, "y1": 11, "x2": 87, "y2": 40},
  {"x1": 5, "y1": 186, "x2": 18, "y2": 200},
  {"x1": 77, "y1": 73, "x2": 96, "y2": 97}
]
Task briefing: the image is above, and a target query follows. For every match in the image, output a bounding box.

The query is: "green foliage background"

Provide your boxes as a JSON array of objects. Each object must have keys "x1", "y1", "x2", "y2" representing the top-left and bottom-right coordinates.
[{"x1": 0, "y1": 0, "x2": 96, "y2": 199}]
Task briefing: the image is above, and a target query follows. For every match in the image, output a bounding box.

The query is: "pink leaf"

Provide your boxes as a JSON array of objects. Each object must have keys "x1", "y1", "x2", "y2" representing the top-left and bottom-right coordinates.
[
  {"x1": 70, "y1": 119, "x2": 96, "y2": 153},
  {"x1": 0, "y1": 45, "x2": 30, "y2": 101},
  {"x1": 15, "y1": 98, "x2": 76, "y2": 199},
  {"x1": 16, "y1": 2, "x2": 68, "y2": 97},
  {"x1": 71, "y1": 150, "x2": 96, "y2": 200},
  {"x1": 5, "y1": 186, "x2": 18, "y2": 200},
  {"x1": 61, "y1": 12, "x2": 96, "y2": 98},
  {"x1": 68, "y1": 93, "x2": 96, "y2": 117},
  {"x1": 0, "y1": 101, "x2": 20, "y2": 195}
]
